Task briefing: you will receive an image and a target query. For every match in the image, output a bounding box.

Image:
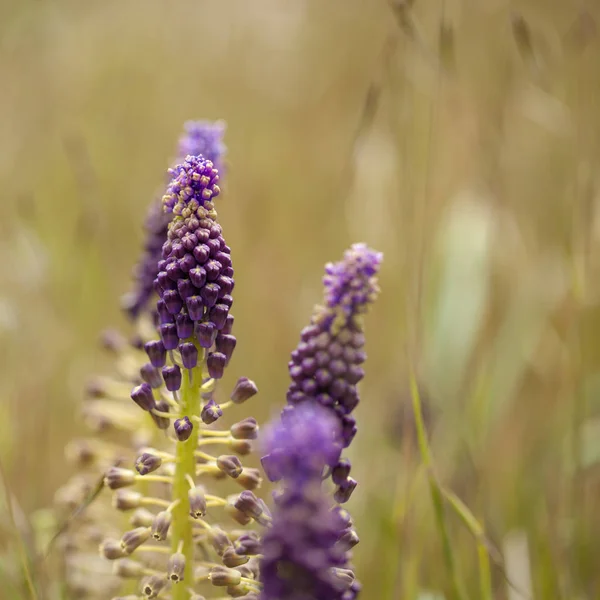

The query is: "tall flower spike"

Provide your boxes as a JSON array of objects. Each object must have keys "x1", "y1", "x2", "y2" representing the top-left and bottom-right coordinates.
[
  {"x1": 285, "y1": 243, "x2": 382, "y2": 502},
  {"x1": 124, "y1": 121, "x2": 227, "y2": 320},
  {"x1": 259, "y1": 403, "x2": 358, "y2": 600},
  {"x1": 114, "y1": 155, "x2": 263, "y2": 600}
]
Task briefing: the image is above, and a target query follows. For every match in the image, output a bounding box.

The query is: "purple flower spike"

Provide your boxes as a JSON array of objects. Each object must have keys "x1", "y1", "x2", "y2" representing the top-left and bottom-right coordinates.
[
  {"x1": 259, "y1": 403, "x2": 357, "y2": 599},
  {"x1": 284, "y1": 243, "x2": 382, "y2": 502},
  {"x1": 123, "y1": 121, "x2": 227, "y2": 320}
]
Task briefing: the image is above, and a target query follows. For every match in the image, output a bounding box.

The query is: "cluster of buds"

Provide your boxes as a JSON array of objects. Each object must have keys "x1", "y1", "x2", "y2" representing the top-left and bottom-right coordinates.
[{"x1": 284, "y1": 243, "x2": 382, "y2": 503}]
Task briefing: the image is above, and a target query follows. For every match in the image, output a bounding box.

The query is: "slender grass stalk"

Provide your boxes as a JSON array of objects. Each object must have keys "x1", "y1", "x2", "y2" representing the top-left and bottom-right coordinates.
[
  {"x1": 171, "y1": 360, "x2": 202, "y2": 600},
  {"x1": 408, "y1": 366, "x2": 466, "y2": 600},
  {"x1": 0, "y1": 456, "x2": 38, "y2": 600}
]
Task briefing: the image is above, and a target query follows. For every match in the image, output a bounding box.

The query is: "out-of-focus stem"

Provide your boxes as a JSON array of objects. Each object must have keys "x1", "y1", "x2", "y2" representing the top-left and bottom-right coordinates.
[
  {"x1": 172, "y1": 362, "x2": 202, "y2": 600},
  {"x1": 409, "y1": 367, "x2": 466, "y2": 600}
]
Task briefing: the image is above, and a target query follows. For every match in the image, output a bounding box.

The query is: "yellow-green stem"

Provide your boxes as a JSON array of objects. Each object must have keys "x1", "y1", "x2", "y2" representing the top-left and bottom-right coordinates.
[
  {"x1": 171, "y1": 364, "x2": 202, "y2": 600},
  {"x1": 409, "y1": 369, "x2": 466, "y2": 600}
]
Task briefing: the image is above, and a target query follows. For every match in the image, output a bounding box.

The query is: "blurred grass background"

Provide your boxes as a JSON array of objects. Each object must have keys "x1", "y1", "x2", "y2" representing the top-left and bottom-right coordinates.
[{"x1": 2, "y1": 0, "x2": 600, "y2": 598}]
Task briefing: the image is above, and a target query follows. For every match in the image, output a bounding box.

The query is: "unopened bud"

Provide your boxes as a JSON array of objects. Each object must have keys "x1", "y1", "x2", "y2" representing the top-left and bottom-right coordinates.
[
  {"x1": 121, "y1": 527, "x2": 150, "y2": 553},
  {"x1": 201, "y1": 398, "x2": 222, "y2": 424},
  {"x1": 140, "y1": 363, "x2": 162, "y2": 389},
  {"x1": 236, "y1": 468, "x2": 262, "y2": 490},
  {"x1": 65, "y1": 439, "x2": 97, "y2": 466},
  {"x1": 131, "y1": 383, "x2": 155, "y2": 411},
  {"x1": 135, "y1": 452, "x2": 163, "y2": 475},
  {"x1": 225, "y1": 495, "x2": 252, "y2": 526},
  {"x1": 151, "y1": 400, "x2": 171, "y2": 430},
  {"x1": 189, "y1": 486, "x2": 207, "y2": 518},
  {"x1": 230, "y1": 377, "x2": 258, "y2": 404},
  {"x1": 334, "y1": 477, "x2": 357, "y2": 504},
  {"x1": 141, "y1": 574, "x2": 167, "y2": 598},
  {"x1": 229, "y1": 439, "x2": 252, "y2": 455},
  {"x1": 233, "y1": 491, "x2": 263, "y2": 520},
  {"x1": 210, "y1": 527, "x2": 232, "y2": 556},
  {"x1": 174, "y1": 416, "x2": 193, "y2": 442},
  {"x1": 337, "y1": 528, "x2": 360, "y2": 550},
  {"x1": 234, "y1": 532, "x2": 261, "y2": 556},
  {"x1": 113, "y1": 490, "x2": 142, "y2": 511},
  {"x1": 151, "y1": 511, "x2": 172, "y2": 541},
  {"x1": 105, "y1": 467, "x2": 136, "y2": 490},
  {"x1": 227, "y1": 585, "x2": 249, "y2": 598},
  {"x1": 209, "y1": 566, "x2": 241, "y2": 587},
  {"x1": 113, "y1": 559, "x2": 144, "y2": 578},
  {"x1": 230, "y1": 417, "x2": 258, "y2": 440},
  {"x1": 330, "y1": 567, "x2": 355, "y2": 592},
  {"x1": 130, "y1": 508, "x2": 155, "y2": 528},
  {"x1": 100, "y1": 539, "x2": 126, "y2": 560},
  {"x1": 167, "y1": 552, "x2": 186, "y2": 582},
  {"x1": 222, "y1": 546, "x2": 249, "y2": 568},
  {"x1": 216, "y1": 455, "x2": 243, "y2": 478},
  {"x1": 332, "y1": 458, "x2": 351, "y2": 485}
]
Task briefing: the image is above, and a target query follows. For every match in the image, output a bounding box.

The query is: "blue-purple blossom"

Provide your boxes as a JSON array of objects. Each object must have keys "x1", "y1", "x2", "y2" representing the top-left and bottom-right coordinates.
[
  {"x1": 178, "y1": 120, "x2": 227, "y2": 172},
  {"x1": 154, "y1": 155, "x2": 235, "y2": 379},
  {"x1": 259, "y1": 404, "x2": 357, "y2": 600},
  {"x1": 285, "y1": 244, "x2": 382, "y2": 501},
  {"x1": 124, "y1": 121, "x2": 227, "y2": 320}
]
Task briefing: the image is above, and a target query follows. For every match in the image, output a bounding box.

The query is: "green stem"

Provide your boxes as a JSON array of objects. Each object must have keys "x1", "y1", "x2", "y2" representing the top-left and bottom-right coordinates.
[
  {"x1": 171, "y1": 363, "x2": 202, "y2": 600},
  {"x1": 409, "y1": 369, "x2": 466, "y2": 600}
]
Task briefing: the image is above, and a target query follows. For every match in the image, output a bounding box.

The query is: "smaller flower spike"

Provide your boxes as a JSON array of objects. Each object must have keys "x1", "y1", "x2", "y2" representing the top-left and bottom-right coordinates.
[
  {"x1": 285, "y1": 243, "x2": 382, "y2": 500},
  {"x1": 177, "y1": 120, "x2": 227, "y2": 172}
]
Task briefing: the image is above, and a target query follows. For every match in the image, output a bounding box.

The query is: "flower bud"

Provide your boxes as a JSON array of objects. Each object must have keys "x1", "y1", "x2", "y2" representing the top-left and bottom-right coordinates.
[
  {"x1": 149, "y1": 510, "x2": 172, "y2": 541},
  {"x1": 141, "y1": 574, "x2": 167, "y2": 598},
  {"x1": 120, "y1": 527, "x2": 151, "y2": 554},
  {"x1": 200, "y1": 398, "x2": 222, "y2": 424},
  {"x1": 225, "y1": 494, "x2": 252, "y2": 526},
  {"x1": 145, "y1": 340, "x2": 166, "y2": 368},
  {"x1": 167, "y1": 552, "x2": 186, "y2": 582},
  {"x1": 233, "y1": 491, "x2": 263, "y2": 520},
  {"x1": 131, "y1": 383, "x2": 155, "y2": 411},
  {"x1": 100, "y1": 539, "x2": 126, "y2": 560},
  {"x1": 65, "y1": 439, "x2": 97, "y2": 466},
  {"x1": 135, "y1": 452, "x2": 163, "y2": 475},
  {"x1": 130, "y1": 508, "x2": 155, "y2": 528},
  {"x1": 180, "y1": 342, "x2": 198, "y2": 369},
  {"x1": 140, "y1": 363, "x2": 162, "y2": 389},
  {"x1": 113, "y1": 490, "x2": 142, "y2": 511},
  {"x1": 113, "y1": 559, "x2": 144, "y2": 578},
  {"x1": 207, "y1": 352, "x2": 226, "y2": 379},
  {"x1": 337, "y1": 527, "x2": 360, "y2": 550},
  {"x1": 162, "y1": 365, "x2": 182, "y2": 392},
  {"x1": 210, "y1": 527, "x2": 233, "y2": 556},
  {"x1": 174, "y1": 416, "x2": 193, "y2": 442},
  {"x1": 105, "y1": 467, "x2": 136, "y2": 490},
  {"x1": 334, "y1": 477, "x2": 357, "y2": 504},
  {"x1": 332, "y1": 458, "x2": 351, "y2": 485},
  {"x1": 236, "y1": 468, "x2": 262, "y2": 491},
  {"x1": 229, "y1": 439, "x2": 252, "y2": 455},
  {"x1": 209, "y1": 566, "x2": 241, "y2": 587},
  {"x1": 230, "y1": 417, "x2": 258, "y2": 440},
  {"x1": 230, "y1": 377, "x2": 258, "y2": 404},
  {"x1": 222, "y1": 546, "x2": 249, "y2": 568},
  {"x1": 216, "y1": 455, "x2": 243, "y2": 478},
  {"x1": 234, "y1": 532, "x2": 261, "y2": 556},
  {"x1": 330, "y1": 567, "x2": 355, "y2": 591},
  {"x1": 188, "y1": 486, "x2": 207, "y2": 518},
  {"x1": 151, "y1": 399, "x2": 171, "y2": 430}
]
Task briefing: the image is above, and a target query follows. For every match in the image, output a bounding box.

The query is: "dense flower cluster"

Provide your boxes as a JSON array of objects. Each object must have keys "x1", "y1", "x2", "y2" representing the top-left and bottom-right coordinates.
[
  {"x1": 51, "y1": 119, "x2": 381, "y2": 600},
  {"x1": 285, "y1": 244, "x2": 382, "y2": 502},
  {"x1": 124, "y1": 121, "x2": 226, "y2": 319},
  {"x1": 259, "y1": 404, "x2": 360, "y2": 600}
]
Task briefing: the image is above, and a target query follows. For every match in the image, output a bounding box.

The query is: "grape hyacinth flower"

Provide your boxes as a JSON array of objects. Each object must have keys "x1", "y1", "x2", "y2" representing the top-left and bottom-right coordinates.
[
  {"x1": 124, "y1": 121, "x2": 227, "y2": 319},
  {"x1": 285, "y1": 244, "x2": 382, "y2": 502},
  {"x1": 259, "y1": 403, "x2": 360, "y2": 600},
  {"x1": 102, "y1": 155, "x2": 264, "y2": 600}
]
